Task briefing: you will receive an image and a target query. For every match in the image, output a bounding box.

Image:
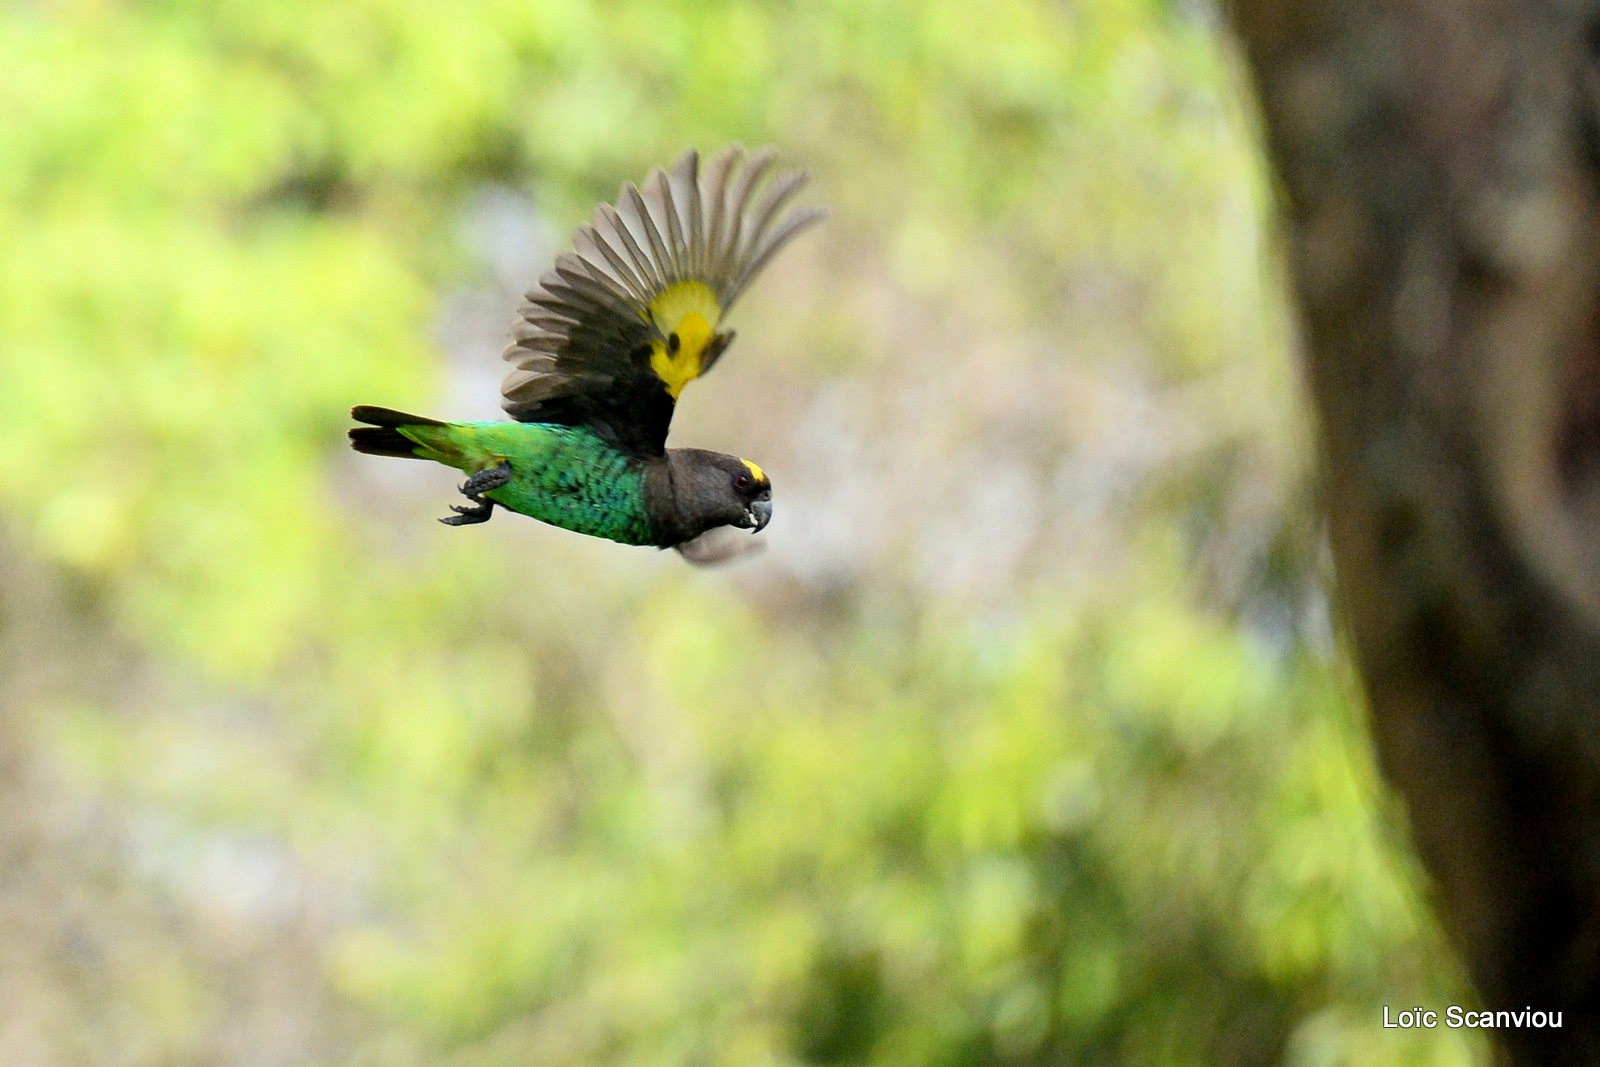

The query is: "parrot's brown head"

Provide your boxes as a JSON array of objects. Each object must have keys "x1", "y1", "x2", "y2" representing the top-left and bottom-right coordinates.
[{"x1": 643, "y1": 449, "x2": 772, "y2": 547}]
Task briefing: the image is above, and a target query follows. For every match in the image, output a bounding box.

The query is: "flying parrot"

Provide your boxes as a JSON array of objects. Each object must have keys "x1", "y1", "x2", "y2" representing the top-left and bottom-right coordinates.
[{"x1": 350, "y1": 145, "x2": 823, "y2": 561}]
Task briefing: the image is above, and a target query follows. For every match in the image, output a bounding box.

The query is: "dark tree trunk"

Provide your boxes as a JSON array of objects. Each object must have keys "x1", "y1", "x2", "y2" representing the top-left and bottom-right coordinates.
[{"x1": 1227, "y1": 0, "x2": 1600, "y2": 1062}]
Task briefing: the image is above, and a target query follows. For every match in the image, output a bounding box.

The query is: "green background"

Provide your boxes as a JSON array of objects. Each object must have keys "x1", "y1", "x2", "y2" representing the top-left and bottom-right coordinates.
[{"x1": 0, "y1": 0, "x2": 1484, "y2": 1063}]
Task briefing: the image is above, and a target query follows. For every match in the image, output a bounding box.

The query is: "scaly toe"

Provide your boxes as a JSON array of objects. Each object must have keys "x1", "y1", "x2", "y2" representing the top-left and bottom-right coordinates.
[
  {"x1": 463, "y1": 461, "x2": 512, "y2": 496},
  {"x1": 439, "y1": 500, "x2": 494, "y2": 526}
]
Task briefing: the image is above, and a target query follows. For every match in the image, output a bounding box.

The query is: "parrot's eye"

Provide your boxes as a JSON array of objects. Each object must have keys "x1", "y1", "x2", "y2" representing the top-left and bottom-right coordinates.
[
  {"x1": 733, "y1": 472, "x2": 752, "y2": 491},
  {"x1": 667, "y1": 332, "x2": 681, "y2": 352}
]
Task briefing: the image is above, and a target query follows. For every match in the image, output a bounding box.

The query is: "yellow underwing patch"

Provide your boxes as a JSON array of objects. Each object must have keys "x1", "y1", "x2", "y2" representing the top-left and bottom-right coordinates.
[{"x1": 648, "y1": 281, "x2": 723, "y2": 399}]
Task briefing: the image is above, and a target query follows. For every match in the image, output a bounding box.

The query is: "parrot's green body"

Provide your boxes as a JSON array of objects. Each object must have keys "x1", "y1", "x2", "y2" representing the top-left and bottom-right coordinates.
[
  {"x1": 394, "y1": 419, "x2": 654, "y2": 545},
  {"x1": 350, "y1": 405, "x2": 771, "y2": 549}
]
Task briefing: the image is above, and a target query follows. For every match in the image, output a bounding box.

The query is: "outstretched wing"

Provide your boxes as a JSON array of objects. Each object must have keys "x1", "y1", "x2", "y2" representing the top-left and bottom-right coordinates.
[{"x1": 501, "y1": 145, "x2": 825, "y2": 457}]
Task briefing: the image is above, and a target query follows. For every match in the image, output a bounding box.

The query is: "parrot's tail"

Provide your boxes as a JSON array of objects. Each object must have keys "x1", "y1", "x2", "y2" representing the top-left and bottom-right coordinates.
[{"x1": 348, "y1": 406, "x2": 449, "y2": 460}]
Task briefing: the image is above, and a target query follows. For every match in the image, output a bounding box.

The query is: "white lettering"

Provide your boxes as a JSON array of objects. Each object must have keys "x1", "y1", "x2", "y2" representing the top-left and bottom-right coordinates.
[{"x1": 1410, "y1": 1005, "x2": 1559, "y2": 1029}]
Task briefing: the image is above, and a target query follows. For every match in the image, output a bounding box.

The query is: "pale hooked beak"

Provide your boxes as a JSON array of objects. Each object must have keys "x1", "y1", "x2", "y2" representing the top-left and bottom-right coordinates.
[{"x1": 741, "y1": 490, "x2": 772, "y2": 534}]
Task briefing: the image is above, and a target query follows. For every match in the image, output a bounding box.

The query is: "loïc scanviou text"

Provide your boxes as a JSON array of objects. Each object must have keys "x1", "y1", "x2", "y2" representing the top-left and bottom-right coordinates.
[{"x1": 1383, "y1": 1006, "x2": 1562, "y2": 1029}]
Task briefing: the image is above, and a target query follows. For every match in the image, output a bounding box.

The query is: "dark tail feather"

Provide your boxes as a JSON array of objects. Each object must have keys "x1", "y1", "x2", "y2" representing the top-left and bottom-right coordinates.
[
  {"x1": 352, "y1": 405, "x2": 445, "y2": 428},
  {"x1": 349, "y1": 405, "x2": 445, "y2": 459}
]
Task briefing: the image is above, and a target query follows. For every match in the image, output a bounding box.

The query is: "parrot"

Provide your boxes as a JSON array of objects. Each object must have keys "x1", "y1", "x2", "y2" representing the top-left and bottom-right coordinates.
[{"x1": 349, "y1": 145, "x2": 823, "y2": 562}]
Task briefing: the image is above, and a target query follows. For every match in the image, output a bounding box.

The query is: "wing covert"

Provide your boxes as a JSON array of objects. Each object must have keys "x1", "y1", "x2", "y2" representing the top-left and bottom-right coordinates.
[{"x1": 501, "y1": 145, "x2": 825, "y2": 456}]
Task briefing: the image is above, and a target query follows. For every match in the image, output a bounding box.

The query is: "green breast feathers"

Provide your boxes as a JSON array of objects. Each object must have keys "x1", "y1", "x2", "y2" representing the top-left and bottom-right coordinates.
[{"x1": 348, "y1": 145, "x2": 821, "y2": 559}]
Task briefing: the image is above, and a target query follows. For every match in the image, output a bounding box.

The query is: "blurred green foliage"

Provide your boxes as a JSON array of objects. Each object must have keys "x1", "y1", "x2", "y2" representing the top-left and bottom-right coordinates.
[{"x1": 0, "y1": 0, "x2": 1485, "y2": 1064}]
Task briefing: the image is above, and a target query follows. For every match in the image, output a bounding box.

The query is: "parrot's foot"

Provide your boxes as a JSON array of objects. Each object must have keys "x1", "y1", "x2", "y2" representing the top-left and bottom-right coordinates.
[
  {"x1": 462, "y1": 462, "x2": 512, "y2": 496},
  {"x1": 439, "y1": 462, "x2": 511, "y2": 526},
  {"x1": 440, "y1": 501, "x2": 494, "y2": 525}
]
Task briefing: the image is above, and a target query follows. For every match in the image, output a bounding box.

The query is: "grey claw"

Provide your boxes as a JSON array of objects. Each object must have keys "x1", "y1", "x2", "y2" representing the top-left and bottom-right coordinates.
[
  {"x1": 439, "y1": 500, "x2": 494, "y2": 525},
  {"x1": 442, "y1": 462, "x2": 509, "y2": 526}
]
